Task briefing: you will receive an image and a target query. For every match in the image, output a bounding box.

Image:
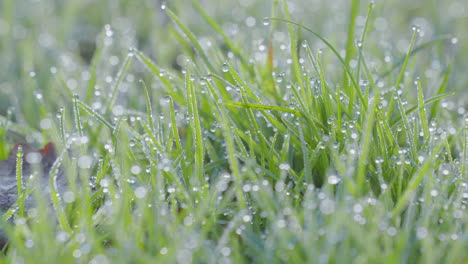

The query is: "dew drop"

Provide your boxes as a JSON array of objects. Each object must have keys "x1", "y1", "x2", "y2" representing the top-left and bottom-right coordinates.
[
  {"x1": 327, "y1": 175, "x2": 341, "y2": 185},
  {"x1": 135, "y1": 186, "x2": 147, "y2": 199},
  {"x1": 279, "y1": 163, "x2": 290, "y2": 170},
  {"x1": 221, "y1": 63, "x2": 229, "y2": 72},
  {"x1": 356, "y1": 40, "x2": 363, "y2": 48},
  {"x1": 411, "y1": 25, "x2": 421, "y2": 33},
  {"x1": 275, "y1": 73, "x2": 283, "y2": 83}
]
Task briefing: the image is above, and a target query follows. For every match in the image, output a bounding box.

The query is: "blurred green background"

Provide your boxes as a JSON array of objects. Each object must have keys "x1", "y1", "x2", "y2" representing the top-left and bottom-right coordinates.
[{"x1": 0, "y1": 0, "x2": 467, "y2": 126}]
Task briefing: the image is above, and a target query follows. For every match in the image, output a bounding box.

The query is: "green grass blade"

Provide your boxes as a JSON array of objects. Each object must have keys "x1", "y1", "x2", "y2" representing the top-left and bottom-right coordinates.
[
  {"x1": 168, "y1": 96, "x2": 182, "y2": 152},
  {"x1": 380, "y1": 35, "x2": 453, "y2": 78},
  {"x1": 85, "y1": 29, "x2": 106, "y2": 103},
  {"x1": 392, "y1": 140, "x2": 445, "y2": 216},
  {"x1": 16, "y1": 145, "x2": 24, "y2": 217},
  {"x1": 416, "y1": 79, "x2": 429, "y2": 141},
  {"x1": 224, "y1": 101, "x2": 303, "y2": 117},
  {"x1": 386, "y1": 28, "x2": 418, "y2": 121},
  {"x1": 270, "y1": 17, "x2": 366, "y2": 109},
  {"x1": 166, "y1": 8, "x2": 215, "y2": 72},
  {"x1": 342, "y1": 0, "x2": 360, "y2": 95},
  {"x1": 186, "y1": 70, "x2": 204, "y2": 185},
  {"x1": 77, "y1": 100, "x2": 115, "y2": 131},
  {"x1": 141, "y1": 80, "x2": 155, "y2": 133},
  {"x1": 429, "y1": 63, "x2": 452, "y2": 120},
  {"x1": 281, "y1": 0, "x2": 304, "y2": 89},
  {"x1": 390, "y1": 93, "x2": 452, "y2": 127},
  {"x1": 103, "y1": 54, "x2": 133, "y2": 115},
  {"x1": 134, "y1": 49, "x2": 179, "y2": 97}
]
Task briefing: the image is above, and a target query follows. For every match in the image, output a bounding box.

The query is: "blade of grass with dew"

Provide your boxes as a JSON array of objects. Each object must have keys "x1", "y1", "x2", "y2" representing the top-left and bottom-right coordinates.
[
  {"x1": 103, "y1": 54, "x2": 133, "y2": 115},
  {"x1": 342, "y1": 0, "x2": 360, "y2": 96},
  {"x1": 15, "y1": 145, "x2": 24, "y2": 217},
  {"x1": 85, "y1": 29, "x2": 106, "y2": 104},
  {"x1": 167, "y1": 96, "x2": 182, "y2": 152},
  {"x1": 48, "y1": 154, "x2": 72, "y2": 234},
  {"x1": 261, "y1": 1, "x2": 280, "y2": 97},
  {"x1": 390, "y1": 93, "x2": 452, "y2": 127},
  {"x1": 281, "y1": 0, "x2": 304, "y2": 90},
  {"x1": 166, "y1": 8, "x2": 215, "y2": 72},
  {"x1": 141, "y1": 80, "x2": 155, "y2": 133},
  {"x1": 380, "y1": 35, "x2": 453, "y2": 78},
  {"x1": 270, "y1": 17, "x2": 366, "y2": 110},
  {"x1": 303, "y1": 46, "x2": 338, "y2": 126},
  {"x1": 141, "y1": 122, "x2": 164, "y2": 155},
  {"x1": 355, "y1": 2, "x2": 375, "y2": 101},
  {"x1": 207, "y1": 80, "x2": 246, "y2": 208},
  {"x1": 386, "y1": 28, "x2": 418, "y2": 121},
  {"x1": 226, "y1": 73, "x2": 270, "y2": 157},
  {"x1": 133, "y1": 49, "x2": 185, "y2": 103},
  {"x1": 77, "y1": 100, "x2": 115, "y2": 131},
  {"x1": 190, "y1": 0, "x2": 254, "y2": 77},
  {"x1": 298, "y1": 123, "x2": 311, "y2": 183},
  {"x1": 315, "y1": 50, "x2": 333, "y2": 119},
  {"x1": 356, "y1": 86, "x2": 380, "y2": 195},
  {"x1": 356, "y1": 53, "x2": 380, "y2": 195},
  {"x1": 416, "y1": 79, "x2": 430, "y2": 142},
  {"x1": 72, "y1": 94, "x2": 86, "y2": 154},
  {"x1": 185, "y1": 70, "x2": 204, "y2": 186},
  {"x1": 392, "y1": 139, "x2": 445, "y2": 216},
  {"x1": 224, "y1": 101, "x2": 302, "y2": 118},
  {"x1": 396, "y1": 95, "x2": 417, "y2": 160},
  {"x1": 57, "y1": 107, "x2": 66, "y2": 144},
  {"x1": 359, "y1": 42, "x2": 376, "y2": 104},
  {"x1": 227, "y1": 65, "x2": 260, "y2": 102},
  {"x1": 429, "y1": 63, "x2": 452, "y2": 120}
]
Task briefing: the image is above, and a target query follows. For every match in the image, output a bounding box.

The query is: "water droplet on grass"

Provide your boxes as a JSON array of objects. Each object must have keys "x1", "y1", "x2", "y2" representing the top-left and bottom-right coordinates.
[
  {"x1": 131, "y1": 165, "x2": 141, "y2": 174},
  {"x1": 104, "y1": 24, "x2": 113, "y2": 37},
  {"x1": 411, "y1": 25, "x2": 421, "y2": 33},
  {"x1": 275, "y1": 73, "x2": 284, "y2": 83},
  {"x1": 221, "y1": 63, "x2": 229, "y2": 72},
  {"x1": 135, "y1": 186, "x2": 147, "y2": 198},
  {"x1": 356, "y1": 40, "x2": 363, "y2": 48},
  {"x1": 242, "y1": 214, "x2": 252, "y2": 222},
  {"x1": 279, "y1": 163, "x2": 290, "y2": 170},
  {"x1": 328, "y1": 175, "x2": 341, "y2": 185}
]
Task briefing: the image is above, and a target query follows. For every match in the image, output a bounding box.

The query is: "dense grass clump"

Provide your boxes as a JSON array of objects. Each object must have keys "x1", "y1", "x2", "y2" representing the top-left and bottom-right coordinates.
[{"x1": 0, "y1": 0, "x2": 467, "y2": 263}]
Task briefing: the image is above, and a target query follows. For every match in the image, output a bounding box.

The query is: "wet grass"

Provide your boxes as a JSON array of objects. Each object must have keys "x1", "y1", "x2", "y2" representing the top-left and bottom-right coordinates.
[{"x1": 0, "y1": 0, "x2": 467, "y2": 263}]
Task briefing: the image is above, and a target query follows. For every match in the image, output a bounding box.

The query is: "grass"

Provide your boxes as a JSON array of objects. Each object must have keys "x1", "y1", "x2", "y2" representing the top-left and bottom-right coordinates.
[{"x1": 0, "y1": 0, "x2": 467, "y2": 263}]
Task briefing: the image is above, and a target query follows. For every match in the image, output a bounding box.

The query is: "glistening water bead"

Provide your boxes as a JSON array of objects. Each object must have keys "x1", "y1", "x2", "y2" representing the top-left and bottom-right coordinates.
[{"x1": 221, "y1": 63, "x2": 229, "y2": 72}]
